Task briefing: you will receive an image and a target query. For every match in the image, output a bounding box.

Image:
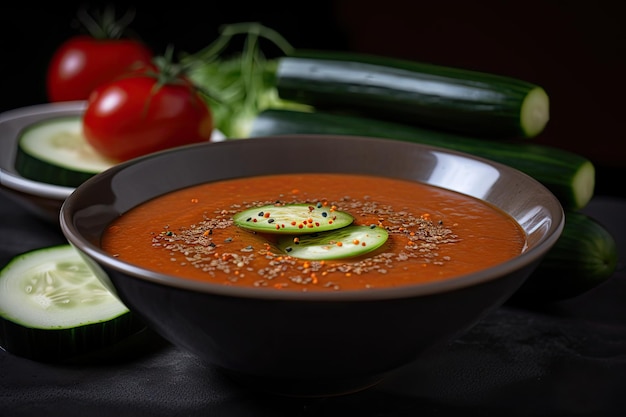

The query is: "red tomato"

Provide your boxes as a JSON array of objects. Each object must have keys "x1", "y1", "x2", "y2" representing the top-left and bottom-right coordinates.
[
  {"x1": 46, "y1": 36, "x2": 153, "y2": 102},
  {"x1": 82, "y1": 73, "x2": 214, "y2": 162}
]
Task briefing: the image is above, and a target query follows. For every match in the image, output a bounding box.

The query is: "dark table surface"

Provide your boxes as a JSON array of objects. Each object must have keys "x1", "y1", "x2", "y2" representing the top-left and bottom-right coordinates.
[{"x1": 1, "y1": 189, "x2": 625, "y2": 417}]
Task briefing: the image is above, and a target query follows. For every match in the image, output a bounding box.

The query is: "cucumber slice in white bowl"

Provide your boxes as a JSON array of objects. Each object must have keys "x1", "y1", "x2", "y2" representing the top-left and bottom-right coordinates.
[
  {"x1": 0, "y1": 244, "x2": 145, "y2": 362},
  {"x1": 14, "y1": 116, "x2": 116, "y2": 187},
  {"x1": 13, "y1": 116, "x2": 227, "y2": 188}
]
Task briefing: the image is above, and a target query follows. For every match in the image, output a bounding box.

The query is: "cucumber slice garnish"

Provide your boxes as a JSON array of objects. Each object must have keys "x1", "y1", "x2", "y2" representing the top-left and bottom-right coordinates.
[
  {"x1": 277, "y1": 225, "x2": 389, "y2": 260},
  {"x1": 233, "y1": 203, "x2": 354, "y2": 234}
]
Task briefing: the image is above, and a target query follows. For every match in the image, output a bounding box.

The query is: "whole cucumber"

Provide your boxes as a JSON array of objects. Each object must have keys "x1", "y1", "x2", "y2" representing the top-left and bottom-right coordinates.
[
  {"x1": 275, "y1": 50, "x2": 550, "y2": 139},
  {"x1": 249, "y1": 109, "x2": 595, "y2": 211},
  {"x1": 512, "y1": 211, "x2": 619, "y2": 303}
]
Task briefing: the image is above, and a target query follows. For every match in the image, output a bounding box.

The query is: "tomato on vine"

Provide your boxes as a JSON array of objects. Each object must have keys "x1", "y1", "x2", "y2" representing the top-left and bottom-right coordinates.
[
  {"x1": 82, "y1": 52, "x2": 214, "y2": 162},
  {"x1": 46, "y1": 7, "x2": 153, "y2": 102}
]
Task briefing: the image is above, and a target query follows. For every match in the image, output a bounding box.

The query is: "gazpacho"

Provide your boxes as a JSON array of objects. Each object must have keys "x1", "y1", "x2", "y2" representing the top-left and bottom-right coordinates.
[{"x1": 101, "y1": 173, "x2": 527, "y2": 291}]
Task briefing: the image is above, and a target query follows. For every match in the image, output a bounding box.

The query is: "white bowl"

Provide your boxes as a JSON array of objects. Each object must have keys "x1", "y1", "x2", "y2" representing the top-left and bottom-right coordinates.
[
  {"x1": 0, "y1": 102, "x2": 86, "y2": 223},
  {"x1": 0, "y1": 102, "x2": 225, "y2": 224}
]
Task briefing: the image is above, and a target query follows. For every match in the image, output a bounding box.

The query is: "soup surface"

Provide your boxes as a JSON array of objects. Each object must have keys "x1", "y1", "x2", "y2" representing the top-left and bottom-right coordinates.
[{"x1": 102, "y1": 173, "x2": 527, "y2": 291}]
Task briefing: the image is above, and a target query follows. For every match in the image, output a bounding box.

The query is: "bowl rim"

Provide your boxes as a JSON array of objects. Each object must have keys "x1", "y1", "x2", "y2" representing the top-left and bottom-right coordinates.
[{"x1": 60, "y1": 135, "x2": 565, "y2": 302}]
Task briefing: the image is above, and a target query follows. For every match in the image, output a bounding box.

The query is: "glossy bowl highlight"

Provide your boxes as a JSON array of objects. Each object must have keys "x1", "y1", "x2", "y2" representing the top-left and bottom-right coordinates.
[{"x1": 59, "y1": 135, "x2": 564, "y2": 397}]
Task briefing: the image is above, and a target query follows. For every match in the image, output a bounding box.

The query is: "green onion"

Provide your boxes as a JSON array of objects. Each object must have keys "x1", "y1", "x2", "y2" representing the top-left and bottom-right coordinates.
[{"x1": 180, "y1": 22, "x2": 309, "y2": 138}]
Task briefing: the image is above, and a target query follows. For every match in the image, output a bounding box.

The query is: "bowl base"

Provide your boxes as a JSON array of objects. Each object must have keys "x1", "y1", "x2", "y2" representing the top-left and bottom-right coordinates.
[{"x1": 221, "y1": 369, "x2": 387, "y2": 398}]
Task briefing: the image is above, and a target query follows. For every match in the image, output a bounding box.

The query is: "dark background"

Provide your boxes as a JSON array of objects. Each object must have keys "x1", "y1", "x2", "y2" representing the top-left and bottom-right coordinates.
[
  {"x1": 2, "y1": 4, "x2": 626, "y2": 415},
  {"x1": 1, "y1": 1, "x2": 624, "y2": 197}
]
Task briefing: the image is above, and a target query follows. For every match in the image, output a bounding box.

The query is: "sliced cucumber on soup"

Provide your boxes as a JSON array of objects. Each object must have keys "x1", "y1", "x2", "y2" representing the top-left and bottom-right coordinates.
[
  {"x1": 277, "y1": 225, "x2": 389, "y2": 260},
  {"x1": 233, "y1": 203, "x2": 354, "y2": 234}
]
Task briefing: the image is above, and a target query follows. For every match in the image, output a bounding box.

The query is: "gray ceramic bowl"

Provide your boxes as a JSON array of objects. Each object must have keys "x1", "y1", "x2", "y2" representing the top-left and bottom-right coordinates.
[{"x1": 59, "y1": 135, "x2": 564, "y2": 397}]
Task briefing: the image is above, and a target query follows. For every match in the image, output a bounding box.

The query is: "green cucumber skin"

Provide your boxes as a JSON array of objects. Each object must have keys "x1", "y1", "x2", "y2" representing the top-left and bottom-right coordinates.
[
  {"x1": 512, "y1": 211, "x2": 619, "y2": 303},
  {"x1": 14, "y1": 116, "x2": 116, "y2": 188},
  {"x1": 15, "y1": 147, "x2": 96, "y2": 187},
  {"x1": 275, "y1": 50, "x2": 548, "y2": 138},
  {"x1": 0, "y1": 244, "x2": 147, "y2": 362},
  {"x1": 0, "y1": 311, "x2": 146, "y2": 362},
  {"x1": 249, "y1": 109, "x2": 595, "y2": 211}
]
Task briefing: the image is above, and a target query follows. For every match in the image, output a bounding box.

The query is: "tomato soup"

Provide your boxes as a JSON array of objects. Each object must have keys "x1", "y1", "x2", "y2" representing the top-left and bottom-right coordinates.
[{"x1": 101, "y1": 173, "x2": 527, "y2": 291}]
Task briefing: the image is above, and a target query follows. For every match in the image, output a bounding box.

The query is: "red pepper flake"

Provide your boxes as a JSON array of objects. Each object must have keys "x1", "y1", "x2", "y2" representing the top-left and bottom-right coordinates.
[
  {"x1": 352, "y1": 239, "x2": 360, "y2": 245},
  {"x1": 264, "y1": 212, "x2": 271, "y2": 218}
]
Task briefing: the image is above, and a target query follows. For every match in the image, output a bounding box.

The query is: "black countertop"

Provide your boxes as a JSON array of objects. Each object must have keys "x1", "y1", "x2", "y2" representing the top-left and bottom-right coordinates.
[{"x1": 1, "y1": 191, "x2": 625, "y2": 416}]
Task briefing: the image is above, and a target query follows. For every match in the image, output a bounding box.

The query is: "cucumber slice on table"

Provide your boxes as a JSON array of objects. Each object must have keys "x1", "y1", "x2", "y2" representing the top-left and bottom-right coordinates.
[
  {"x1": 14, "y1": 116, "x2": 115, "y2": 187},
  {"x1": 277, "y1": 225, "x2": 389, "y2": 260},
  {"x1": 233, "y1": 203, "x2": 354, "y2": 234},
  {"x1": 0, "y1": 244, "x2": 145, "y2": 362}
]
